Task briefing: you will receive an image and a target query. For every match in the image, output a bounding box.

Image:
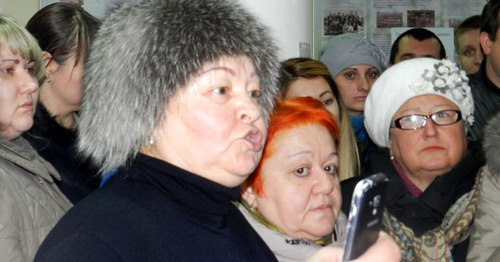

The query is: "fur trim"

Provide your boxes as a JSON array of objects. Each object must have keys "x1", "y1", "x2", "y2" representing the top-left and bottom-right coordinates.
[
  {"x1": 78, "y1": 0, "x2": 279, "y2": 174},
  {"x1": 483, "y1": 112, "x2": 500, "y2": 176}
]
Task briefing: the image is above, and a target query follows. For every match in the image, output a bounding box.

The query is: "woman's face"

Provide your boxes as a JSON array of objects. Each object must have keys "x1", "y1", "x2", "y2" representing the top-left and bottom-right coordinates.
[
  {"x1": 389, "y1": 94, "x2": 467, "y2": 190},
  {"x1": 147, "y1": 55, "x2": 267, "y2": 187},
  {"x1": 333, "y1": 64, "x2": 379, "y2": 116},
  {"x1": 253, "y1": 124, "x2": 340, "y2": 241},
  {"x1": 284, "y1": 77, "x2": 340, "y2": 121},
  {"x1": 45, "y1": 53, "x2": 84, "y2": 112},
  {"x1": 0, "y1": 46, "x2": 39, "y2": 139}
]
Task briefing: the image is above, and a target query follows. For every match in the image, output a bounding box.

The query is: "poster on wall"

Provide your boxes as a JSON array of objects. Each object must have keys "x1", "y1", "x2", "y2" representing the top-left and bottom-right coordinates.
[
  {"x1": 39, "y1": 0, "x2": 129, "y2": 20},
  {"x1": 312, "y1": 0, "x2": 487, "y2": 60}
]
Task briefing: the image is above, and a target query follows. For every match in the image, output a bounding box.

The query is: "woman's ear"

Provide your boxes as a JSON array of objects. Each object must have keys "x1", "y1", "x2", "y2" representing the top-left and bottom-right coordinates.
[
  {"x1": 42, "y1": 51, "x2": 58, "y2": 78},
  {"x1": 242, "y1": 186, "x2": 258, "y2": 209},
  {"x1": 388, "y1": 138, "x2": 395, "y2": 160}
]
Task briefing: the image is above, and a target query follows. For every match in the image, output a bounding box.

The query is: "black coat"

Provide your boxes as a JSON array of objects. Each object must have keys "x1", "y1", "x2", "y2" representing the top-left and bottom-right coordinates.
[
  {"x1": 341, "y1": 142, "x2": 484, "y2": 261},
  {"x1": 467, "y1": 61, "x2": 500, "y2": 141},
  {"x1": 35, "y1": 154, "x2": 277, "y2": 262}
]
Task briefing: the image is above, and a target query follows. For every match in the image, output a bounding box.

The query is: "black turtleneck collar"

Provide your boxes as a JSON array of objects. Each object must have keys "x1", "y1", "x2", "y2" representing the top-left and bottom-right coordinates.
[{"x1": 126, "y1": 153, "x2": 242, "y2": 216}]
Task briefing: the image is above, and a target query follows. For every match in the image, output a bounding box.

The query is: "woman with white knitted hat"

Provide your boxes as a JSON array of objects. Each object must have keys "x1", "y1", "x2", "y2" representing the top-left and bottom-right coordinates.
[{"x1": 342, "y1": 57, "x2": 484, "y2": 261}]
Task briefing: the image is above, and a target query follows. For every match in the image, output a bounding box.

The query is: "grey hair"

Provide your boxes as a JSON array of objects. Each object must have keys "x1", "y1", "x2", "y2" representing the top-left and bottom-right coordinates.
[{"x1": 78, "y1": 0, "x2": 280, "y2": 174}]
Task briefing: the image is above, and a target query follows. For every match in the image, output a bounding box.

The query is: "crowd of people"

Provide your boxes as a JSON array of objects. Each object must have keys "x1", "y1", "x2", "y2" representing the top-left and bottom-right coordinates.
[{"x1": 0, "y1": 0, "x2": 499, "y2": 261}]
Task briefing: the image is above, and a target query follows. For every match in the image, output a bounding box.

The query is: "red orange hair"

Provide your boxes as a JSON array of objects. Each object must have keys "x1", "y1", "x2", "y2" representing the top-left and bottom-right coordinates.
[{"x1": 242, "y1": 97, "x2": 339, "y2": 197}]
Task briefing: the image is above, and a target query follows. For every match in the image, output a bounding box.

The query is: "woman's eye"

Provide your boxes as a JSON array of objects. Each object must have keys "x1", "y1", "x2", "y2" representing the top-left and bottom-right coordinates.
[
  {"x1": 344, "y1": 72, "x2": 355, "y2": 79},
  {"x1": 249, "y1": 89, "x2": 262, "y2": 99},
  {"x1": 1, "y1": 68, "x2": 14, "y2": 75},
  {"x1": 367, "y1": 71, "x2": 379, "y2": 79},
  {"x1": 25, "y1": 67, "x2": 34, "y2": 74},
  {"x1": 294, "y1": 167, "x2": 310, "y2": 177},
  {"x1": 323, "y1": 98, "x2": 334, "y2": 105},
  {"x1": 435, "y1": 111, "x2": 451, "y2": 119},
  {"x1": 213, "y1": 87, "x2": 228, "y2": 95},
  {"x1": 324, "y1": 165, "x2": 338, "y2": 175}
]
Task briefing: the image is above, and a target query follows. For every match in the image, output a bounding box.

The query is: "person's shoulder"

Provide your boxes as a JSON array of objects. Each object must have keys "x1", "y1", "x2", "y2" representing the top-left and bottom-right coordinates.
[{"x1": 35, "y1": 181, "x2": 148, "y2": 260}]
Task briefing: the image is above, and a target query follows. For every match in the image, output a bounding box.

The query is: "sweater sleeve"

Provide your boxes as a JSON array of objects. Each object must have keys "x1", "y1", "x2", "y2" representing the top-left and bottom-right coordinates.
[{"x1": 35, "y1": 233, "x2": 123, "y2": 262}]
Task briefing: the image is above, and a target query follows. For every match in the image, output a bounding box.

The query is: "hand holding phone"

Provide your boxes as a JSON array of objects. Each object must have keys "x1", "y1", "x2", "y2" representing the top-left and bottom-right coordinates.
[{"x1": 342, "y1": 173, "x2": 389, "y2": 261}]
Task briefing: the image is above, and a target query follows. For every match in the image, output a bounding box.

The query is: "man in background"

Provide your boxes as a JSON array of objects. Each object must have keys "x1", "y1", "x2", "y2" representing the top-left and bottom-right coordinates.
[
  {"x1": 467, "y1": 0, "x2": 500, "y2": 141},
  {"x1": 388, "y1": 27, "x2": 446, "y2": 66},
  {"x1": 455, "y1": 15, "x2": 483, "y2": 74}
]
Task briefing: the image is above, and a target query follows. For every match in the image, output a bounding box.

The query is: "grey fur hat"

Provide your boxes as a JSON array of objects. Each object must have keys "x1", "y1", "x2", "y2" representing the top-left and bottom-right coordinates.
[
  {"x1": 78, "y1": 0, "x2": 280, "y2": 174},
  {"x1": 483, "y1": 111, "x2": 500, "y2": 176}
]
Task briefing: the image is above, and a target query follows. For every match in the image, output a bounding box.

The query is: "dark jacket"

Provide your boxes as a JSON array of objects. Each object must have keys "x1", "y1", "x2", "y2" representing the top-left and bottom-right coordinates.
[
  {"x1": 467, "y1": 61, "x2": 500, "y2": 141},
  {"x1": 23, "y1": 104, "x2": 101, "y2": 203},
  {"x1": 35, "y1": 154, "x2": 277, "y2": 262},
  {"x1": 341, "y1": 142, "x2": 484, "y2": 261}
]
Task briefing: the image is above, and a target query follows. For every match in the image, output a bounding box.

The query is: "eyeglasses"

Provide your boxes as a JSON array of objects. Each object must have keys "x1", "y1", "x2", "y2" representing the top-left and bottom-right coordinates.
[{"x1": 390, "y1": 110, "x2": 462, "y2": 130}]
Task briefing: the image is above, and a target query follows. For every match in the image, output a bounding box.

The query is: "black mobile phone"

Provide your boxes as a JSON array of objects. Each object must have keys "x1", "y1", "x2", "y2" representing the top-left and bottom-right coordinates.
[{"x1": 342, "y1": 173, "x2": 389, "y2": 261}]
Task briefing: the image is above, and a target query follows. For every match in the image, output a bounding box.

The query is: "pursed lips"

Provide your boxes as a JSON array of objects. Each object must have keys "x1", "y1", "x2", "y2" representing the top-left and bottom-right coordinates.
[{"x1": 244, "y1": 129, "x2": 263, "y2": 151}]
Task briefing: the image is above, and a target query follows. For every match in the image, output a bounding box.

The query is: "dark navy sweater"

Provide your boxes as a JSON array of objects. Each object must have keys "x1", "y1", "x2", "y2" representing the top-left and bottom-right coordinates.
[{"x1": 35, "y1": 154, "x2": 277, "y2": 261}]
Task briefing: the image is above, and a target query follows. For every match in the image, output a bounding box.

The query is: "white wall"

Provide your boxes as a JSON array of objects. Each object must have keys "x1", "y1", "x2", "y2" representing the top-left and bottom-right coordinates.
[
  {"x1": 238, "y1": 0, "x2": 311, "y2": 60},
  {"x1": 0, "y1": 0, "x2": 38, "y2": 26},
  {"x1": 0, "y1": 0, "x2": 312, "y2": 59}
]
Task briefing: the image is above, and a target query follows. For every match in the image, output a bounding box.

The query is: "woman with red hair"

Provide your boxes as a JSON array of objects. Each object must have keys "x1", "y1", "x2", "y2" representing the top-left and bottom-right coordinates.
[{"x1": 239, "y1": 97, "x2": 400, "y2": 261}]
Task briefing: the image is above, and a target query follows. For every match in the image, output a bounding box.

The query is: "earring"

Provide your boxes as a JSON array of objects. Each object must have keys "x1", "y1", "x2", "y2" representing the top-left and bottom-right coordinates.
[
  {"x1": 147, "y1": 136, "x2": 155, "y2": 145},
  {"x1": 389, "y1": 149, "x2": 394, "y2": 160},
  {"x1": 251, "y1": 203, "x2": 258, "y2": 212},
  {"x1": 46, "y1": 77, "x2": 51, "y2": 83}
]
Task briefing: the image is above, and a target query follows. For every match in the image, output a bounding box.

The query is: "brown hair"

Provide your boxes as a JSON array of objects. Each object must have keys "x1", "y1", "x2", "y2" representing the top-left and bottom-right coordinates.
[{"x1": 278, "y1": 57, "x2": 360, "y2": 181}]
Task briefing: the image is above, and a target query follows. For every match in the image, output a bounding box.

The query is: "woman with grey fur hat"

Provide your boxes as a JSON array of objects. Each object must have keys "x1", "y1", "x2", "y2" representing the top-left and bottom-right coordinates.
[
  {"x1": 318, "y1": 33, "x2": 387, "y2": 168},
  {"x1": 467, "y1": 111, "x2": 500, "y2": 261},
  {"x1": 34, "y1": 0, "x2": 281, "y2": 261}
]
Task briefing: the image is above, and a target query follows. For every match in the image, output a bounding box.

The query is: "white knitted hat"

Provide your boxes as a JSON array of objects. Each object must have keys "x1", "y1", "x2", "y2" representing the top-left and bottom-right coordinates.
[{"x1": 364, "y1": 58, "x2": 474, "y2": 148}]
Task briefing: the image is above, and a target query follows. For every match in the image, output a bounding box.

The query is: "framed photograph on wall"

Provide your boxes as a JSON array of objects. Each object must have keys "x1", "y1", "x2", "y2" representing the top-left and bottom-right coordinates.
[
  {"x1": 39, "y1": 0, "x2": 128, "y2": 19},
  {"x1": 312, "y1": 0, "x2": 367, "y2": 59}
]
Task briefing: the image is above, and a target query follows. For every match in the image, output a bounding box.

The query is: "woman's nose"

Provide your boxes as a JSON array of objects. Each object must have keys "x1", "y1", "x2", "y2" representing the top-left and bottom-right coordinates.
[
  {"x1": 422, "y1": 118, "x2": 438, "y2": 137},
  {"x1": 313, "y1": 169, "x2": 335, "y2": 194},
  {"x1": 357, "y1": 77, "x2": 370, "y2": 92},
  {"x1": 19, "y1": 71, "x2": 38, "y2": 94},
  {"x1": 237, "y1": 96, "x2": 261, "y2": 124}
]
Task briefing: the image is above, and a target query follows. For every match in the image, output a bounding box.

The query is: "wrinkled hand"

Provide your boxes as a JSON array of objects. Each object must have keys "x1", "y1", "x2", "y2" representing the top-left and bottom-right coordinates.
[{"x1": 306, "y1": 231, "x2": 401, "y2": 262}]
